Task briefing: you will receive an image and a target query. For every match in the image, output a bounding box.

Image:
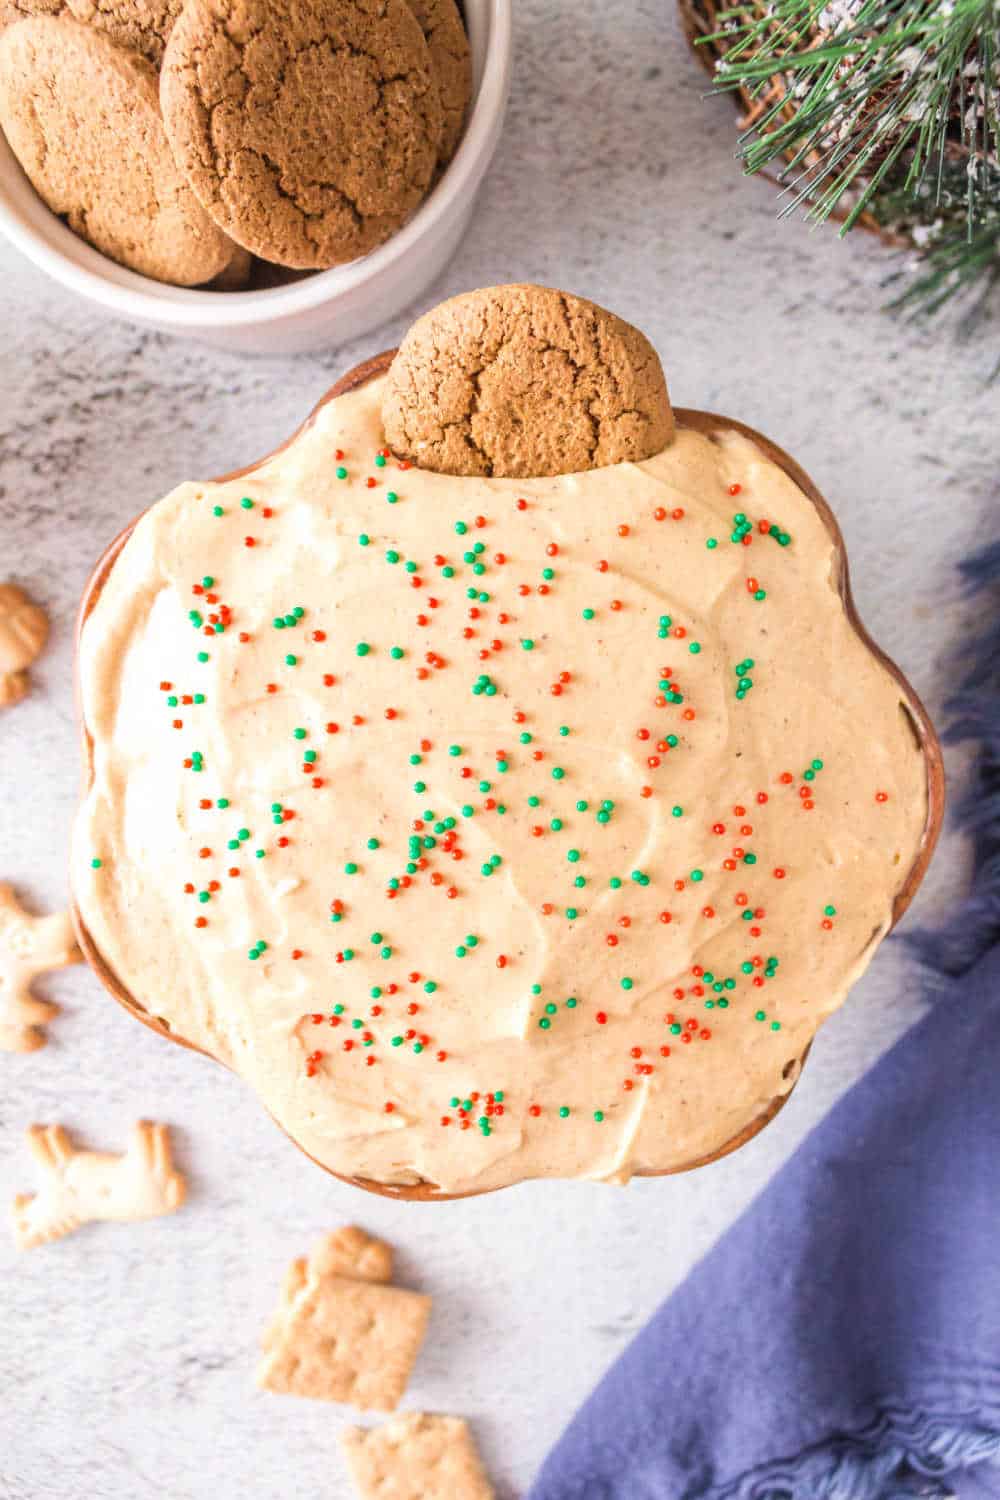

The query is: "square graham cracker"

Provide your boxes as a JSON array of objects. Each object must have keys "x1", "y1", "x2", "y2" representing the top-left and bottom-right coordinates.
[
  {"x1": 340, "y1": 1414, "x2": 495, "y2": 1500},
  {"x1": 257, "y1": 1229, "x2": 431, "y2": 1412}
]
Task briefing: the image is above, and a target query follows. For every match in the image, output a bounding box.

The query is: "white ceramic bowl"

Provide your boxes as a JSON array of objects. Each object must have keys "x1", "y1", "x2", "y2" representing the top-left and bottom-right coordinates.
[{"x1": 0, "y1": 0, "x2": 511, "y2": 354}]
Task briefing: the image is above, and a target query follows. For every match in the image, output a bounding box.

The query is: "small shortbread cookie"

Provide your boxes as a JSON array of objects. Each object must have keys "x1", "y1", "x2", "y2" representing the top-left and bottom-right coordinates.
[
  {"x1": 12, "y1": 1121, "x2": 186, "y2": 1248},
  {"x1": 160, "y1": 0, "x2": 445, "y2": 269},
  {"x1": 407, "y1": 0, "x2": 471, "y2": 165},
  {"x1": 341, "y1": 1414, "x2": 495, "y2": 1500},
  {"x1": 0, "y1": 582, "x2": 48, "y2": 708},
  {"x1": 382, "y1": 284, "x2": 675, "y2": 477},
  {"x1": 0, "y1": 17, "x2": 233, "y2": 284},
  {"x1": 0, "y1": 0, "x2": 182, "y2": 66},
  {"x1": 0, "y1": 884, "x2": 78, "y2": 1052},
  {"x1": 257, "y1": 1229, "x2": 431, "y2": 1410}
]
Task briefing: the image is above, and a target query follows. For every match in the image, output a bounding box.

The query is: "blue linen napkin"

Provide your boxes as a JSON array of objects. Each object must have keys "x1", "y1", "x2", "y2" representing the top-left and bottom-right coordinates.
[{"x1": 528, "y1": 544, "x2": 1000, "y2": 1500}]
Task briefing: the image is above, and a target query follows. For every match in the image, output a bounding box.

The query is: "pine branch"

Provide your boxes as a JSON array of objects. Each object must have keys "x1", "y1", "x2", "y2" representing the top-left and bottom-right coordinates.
[
  {"x1": 706, "y1": 0, "x2": 1000, "y2": 234},
  {"x1": 888, "y1": 217, "x2": 1000, "y2": 326}
]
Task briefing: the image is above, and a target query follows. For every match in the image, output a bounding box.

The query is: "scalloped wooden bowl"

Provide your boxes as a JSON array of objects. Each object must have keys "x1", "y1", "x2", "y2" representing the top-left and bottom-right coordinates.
[{"x1": 72, "y1": 351, "x2": 945, "y2": 1201}]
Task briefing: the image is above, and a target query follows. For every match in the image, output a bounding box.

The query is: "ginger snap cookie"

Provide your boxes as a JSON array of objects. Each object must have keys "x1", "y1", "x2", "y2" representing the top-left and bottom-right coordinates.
[
  {"x1": 160, "y1": 0, "x2": 445, "y2": 270},
  {"x1": 0, "y1": 0, "x2": 182, "y2": 66},
  {"x1": 408, "y1": 0, "x2": 471, "y2": 164},
  {"x1": 381, "y1": 284, "x2": 675, "y2": 477},
  {"x1": 0, "y1": 17, "x2": 234, "y2": 284},
  {"x1": 203, "y1": 242, "x2": 253, "y2": 291}
]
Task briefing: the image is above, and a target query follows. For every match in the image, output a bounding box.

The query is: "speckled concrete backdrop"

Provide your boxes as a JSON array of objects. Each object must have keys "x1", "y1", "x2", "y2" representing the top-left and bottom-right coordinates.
[{"x1": 0, "y1": 4, "x2": 995, "y2": 1498}]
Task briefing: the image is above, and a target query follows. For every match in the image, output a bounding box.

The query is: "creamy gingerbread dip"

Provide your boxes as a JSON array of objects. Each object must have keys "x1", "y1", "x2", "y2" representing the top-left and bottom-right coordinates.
[{"x1": 73, "y1": 375, "x2": 928, "y2": 1194}]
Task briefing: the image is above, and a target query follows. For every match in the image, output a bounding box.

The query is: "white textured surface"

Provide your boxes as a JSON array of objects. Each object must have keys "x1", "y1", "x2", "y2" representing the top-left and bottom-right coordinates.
[{"x1": 0, "y1": 4, "x2": 993, "y2": 1497}]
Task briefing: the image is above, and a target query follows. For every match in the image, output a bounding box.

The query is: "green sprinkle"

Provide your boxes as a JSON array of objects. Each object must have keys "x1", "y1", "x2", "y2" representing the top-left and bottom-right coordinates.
[
  {"x1": 359, "y1": 533, "x2": 370, "y2": 547},
  {"x1": 690, "y1": 869, "x2": 704, "y2": 882},
  {"x1": 706, "y1": 537, "x2": 717, "y2": 549},
  {"x1": 386, "y1": 490, "x2": 397, "y2": 503},
  {"x1": 197, "y1": 652, "x2": 209, "y2": 663},
  {"x1": 390, "y1": 647, "x2": 404, "y2": 660},
  {"x1": 212, "y1": 505, "x2": 224, "y2": 517},
  {"x1": 521, "y1": 639, "x2": 534, "y2": 651},
  {"x1": 345, "y1": 862, "x2": 358, "y2": 874},
  {"x1": 559, "y1": 1106, "x2": 570, "y2": 1119},
  {"x1": 672, "y1": 806, "x2": 683, "y2": 817},
  {"x1": 593, "y1": 1110, "x2": 605, "y2": 1122},
  {"x1": 90, "y1": 857, "x2": 102, "y2": 869},
  {"x1": 285, "y1": 654, "x2": 297, "y2": 667},
  {"x1": 455, "y1": 521, "x2": 467, "y2": 535},
  {"x1": 583, "y1": 608, "x2": 595, "y2": 620},
  {"x1": 621, "y1": 977, "x2": 634, "y2": 991},
  {"x1": 552, "y1": 767, "x2": 565, "y2": 780},
  {"x1": 356, "y1": 642, "x2": 370, "y2": 657}
]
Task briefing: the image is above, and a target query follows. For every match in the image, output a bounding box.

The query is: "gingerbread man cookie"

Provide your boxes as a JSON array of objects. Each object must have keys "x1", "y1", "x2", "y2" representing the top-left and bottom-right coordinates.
[
  {"x1": 12, "y1": 1120, "x2": 186, "y2": 1248},
  {"x1": 0, "y1": 884, "x2": 78, "y2": 1051},
  {"x1": 0, "y1": 582, "x2": 48, "y2": 708}
]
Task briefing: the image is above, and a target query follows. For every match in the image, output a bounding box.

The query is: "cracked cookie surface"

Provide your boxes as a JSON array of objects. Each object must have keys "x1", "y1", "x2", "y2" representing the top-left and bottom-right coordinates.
[
  {"x1": 382, "y1": 284, "x2": 675, "y2": 477},
  {"x1": 160, "y1": 0, "x2": 445, "y2": 269},
  {"x1": 407, "y1": 0, "x2": 470, "y2": 165},
  {"x1": 0, "y1": 0, "x2": 182, "y2": 66},
  {"x1": 0, "y1": 15, "x2": 234, "y2": 283}
]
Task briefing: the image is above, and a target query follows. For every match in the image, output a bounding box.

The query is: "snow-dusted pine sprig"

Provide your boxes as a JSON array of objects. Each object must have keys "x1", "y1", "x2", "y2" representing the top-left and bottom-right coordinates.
[{"x1": 709, "y1": 0, "x2": 998, "y2": 232}]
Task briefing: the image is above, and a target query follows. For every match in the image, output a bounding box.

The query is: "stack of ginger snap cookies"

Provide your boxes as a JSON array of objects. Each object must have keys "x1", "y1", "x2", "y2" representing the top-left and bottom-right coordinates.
[{"x1": 0, "y1": 0, "x2": 471, "y2": 286}]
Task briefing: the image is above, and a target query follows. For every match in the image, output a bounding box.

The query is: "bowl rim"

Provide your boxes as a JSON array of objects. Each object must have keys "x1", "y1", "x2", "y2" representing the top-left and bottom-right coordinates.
[
  {"x1": 71, "y1": 352, "x2": 945, "y2": 1200},
  {"x1": 0, "y1": 0, "x2": 512, "y2": 328}
]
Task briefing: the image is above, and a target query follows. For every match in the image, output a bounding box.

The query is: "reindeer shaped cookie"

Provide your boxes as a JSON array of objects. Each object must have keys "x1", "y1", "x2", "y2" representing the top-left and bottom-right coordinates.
[
  {"x1": 0, "y1": 883, "x2": 79, "y2": 1051},
  {"x1": 12, "y1": 1121, "x2": 186, "y2": 1249},
  {"x1": 0, "y1": 582, "x2": 48, "y2": 708}
]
